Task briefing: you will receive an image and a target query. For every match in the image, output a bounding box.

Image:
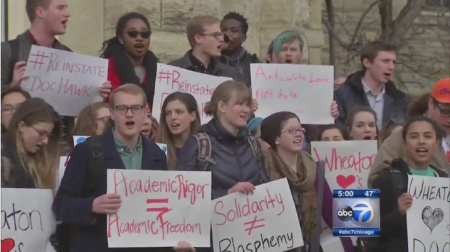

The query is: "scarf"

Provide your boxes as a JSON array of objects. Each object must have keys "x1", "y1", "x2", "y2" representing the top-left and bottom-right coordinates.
[
  {"x1": 264, "y1": 150, "x2": 318, "y2": 241},
  {"x1": 112, "y1": 48, "x2": 158, "y2": 106}
]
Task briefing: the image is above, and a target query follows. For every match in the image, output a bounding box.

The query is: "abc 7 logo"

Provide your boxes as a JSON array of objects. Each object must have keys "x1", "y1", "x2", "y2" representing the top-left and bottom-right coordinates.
[{"x1": 337, "y1": 201, "x2": 374, "y2": 225}]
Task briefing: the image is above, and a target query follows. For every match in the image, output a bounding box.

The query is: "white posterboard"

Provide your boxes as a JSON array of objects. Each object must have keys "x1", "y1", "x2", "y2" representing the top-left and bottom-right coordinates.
[
  {"x1": 251, "y1": 63, "x2": 334, "y2": 124},
  {"x1": 106, "y1": 169, "x2": 212, "y2": 247},
  {"x1": 407, "y1": 175, "x2": 450, "y2": 252},
  {"x1": 21, "y1": 45, "x2": 107, "y2": 117},
  {"x1": 156, "y1": 143, "x2": 168, "y2": 156},
  {"x1": 310, "y1": 140, "x2": 377, "y2": 190},
  {"x1": 152, "y1": 63, "x2": 231, "y2": 124},
  {"x1": 73, "y1": 135, "x2": 90, "y2": 146},
  {"x1": 1, "y1": 189, "x2": 56, "y2": 252},
  {"x1": 211, "y1": 178, "x2": 304, "y2": 252}
]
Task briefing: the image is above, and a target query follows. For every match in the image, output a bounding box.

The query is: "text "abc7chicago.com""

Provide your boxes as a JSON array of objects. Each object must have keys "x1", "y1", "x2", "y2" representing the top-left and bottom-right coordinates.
[{"x1": 337, "y1": 201, "x2": 377, "y2": 236}]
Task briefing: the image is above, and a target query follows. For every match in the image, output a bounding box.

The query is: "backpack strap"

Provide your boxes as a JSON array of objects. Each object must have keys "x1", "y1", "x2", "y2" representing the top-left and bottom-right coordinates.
[
  {"x1": 7, "y1": 39, "x2": 20, "y2": 84},
  {"x1": 194, "y1": 133, "x2": 215, "y2": 171},
  {"x1": 81, "y1": 136, "x2": 103, "y2": 197},
  {"x1": 247, "y1": 134, "x2": 261, "y2": 160}
]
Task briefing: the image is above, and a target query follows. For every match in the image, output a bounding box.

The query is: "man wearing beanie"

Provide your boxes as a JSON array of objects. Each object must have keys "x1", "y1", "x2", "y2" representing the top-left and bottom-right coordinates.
[{"x1": 369, "y1": 78, "x2": 450, "y2": 187}]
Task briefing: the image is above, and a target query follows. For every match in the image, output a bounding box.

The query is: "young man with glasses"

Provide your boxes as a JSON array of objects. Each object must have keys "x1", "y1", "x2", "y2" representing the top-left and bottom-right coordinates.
[
  {"x1": 169, "y1": 15, "x2": 236, "y2": 78},
  {"x1": 369, "y1": 78, "x2": 450, "y2": 188},
  {"x1": 53, "y1": 84, "x2": 169, "y2": 252}
]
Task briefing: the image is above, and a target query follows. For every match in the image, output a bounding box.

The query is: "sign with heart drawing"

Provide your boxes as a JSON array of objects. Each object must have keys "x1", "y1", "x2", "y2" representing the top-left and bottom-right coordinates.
[
  {"x1": 407, "y1": 176, "x2": 450, "y2": 252},
  {"x1": 310, "y1": 140, "x2": 377, "y2": 190}
]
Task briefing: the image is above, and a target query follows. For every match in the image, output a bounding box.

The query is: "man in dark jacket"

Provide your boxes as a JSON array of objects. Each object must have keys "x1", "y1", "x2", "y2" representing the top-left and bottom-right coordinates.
[
  {"x1": 169, "y1": 15, "x2": 236, "y2": 79},
  {"x1": 52, "y1": 84, "x2": 169, "y2": 252},
  {"x1": 334, "y1": 41, "x2": 409, "y2": 128},
  {"x1": 219, "y1": 12, "x2": 261, "y2": 87}
]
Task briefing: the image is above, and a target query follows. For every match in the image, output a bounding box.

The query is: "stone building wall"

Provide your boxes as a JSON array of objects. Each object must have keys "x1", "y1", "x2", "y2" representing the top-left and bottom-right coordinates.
[
  {"x1": 54, "y1": 0, "x2": 324, "y2": 65},
  {"x1": 321, "y1": 0, "x2": 450, "y2": 96}
]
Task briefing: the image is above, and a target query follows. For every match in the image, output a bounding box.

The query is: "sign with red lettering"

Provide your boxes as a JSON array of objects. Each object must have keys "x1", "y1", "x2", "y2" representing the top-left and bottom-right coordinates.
[
  {"x1": 106, "y1": 169, "x2": 212, "y2": 247},
  {"x1": 250, "y1": 63, "x2": 334, "y2": 124},
  {"x1": 152, "y1": 64, "x2": 231, "y2": 124},
  {"x1": 311, "y1": 140, "x2": 378, "y2": 190},
  {"x1": 1, "y1": 189, "x2": 56, "y2": 252},
  {"x1": 21, "y1": 45, "x2": 107, "y2": 117},
  {"x1": 211, "y1": 178, "x2": 304, "y2": 252}
]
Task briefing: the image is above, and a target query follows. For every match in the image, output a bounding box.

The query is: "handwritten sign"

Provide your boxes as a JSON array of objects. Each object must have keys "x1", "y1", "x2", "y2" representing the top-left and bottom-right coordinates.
[
  {"x1": 311, "y1": 140, "x2": 377, "y2": 190},
  {"x1": 156, "y1": 143, "x2": 168, "y2": 156},
  {"x1": 211, "y1": 178, "x2": 303, "y2": 252},
  {"x1": 250, "y1": 63, "x2": 334, "y2": 124},
  {"x1": 21, "y1": 45, "x2": 107, "y2": 117},
  {"x1": 407, "y1": 176, "x2": 450, "y2": 252},
  {"x1": 1, "y1": 189, "x2": 56, "y2": 252},
  {"x1": 152, "y1": 64, "x2": 231, "y2": 124},
  {"x1": 73, "y1": 135, "x2": 89, "y2": 146},
  {"x1": 106, "y1": 169, "x2": 212, "y2": 247}
]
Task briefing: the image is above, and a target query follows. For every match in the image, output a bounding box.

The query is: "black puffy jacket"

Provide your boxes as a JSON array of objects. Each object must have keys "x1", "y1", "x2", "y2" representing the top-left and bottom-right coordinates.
[{"x1": 176, "y1": 118, "x2": 268, "y2": 199}]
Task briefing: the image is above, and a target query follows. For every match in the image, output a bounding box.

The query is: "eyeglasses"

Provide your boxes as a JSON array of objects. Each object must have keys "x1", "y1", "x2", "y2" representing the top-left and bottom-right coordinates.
[
  {"x1": 114, "y1": 105, "x2": 144, "y2": 115},
  {"x1": 125, "y1": 31, "x2": 151, "y2": 39},
  {"x1": 32, "y1": 126, "x2": 52, "y2": 140},
  {"x1": 96, "y1": 116, "x2": 110, "y2": 123},
  {"x1": 434, "y1": 103, "x2": 450, "y2": 118},
  {"x1": 1, "y1": 104, "x2": 22, "y2": 115},
  {"x1": 281, "y1": 127, "x2": 306, "y2": 135},
  {"x1": 201, "y1": 32, "x2": 224, "y2": 40}
]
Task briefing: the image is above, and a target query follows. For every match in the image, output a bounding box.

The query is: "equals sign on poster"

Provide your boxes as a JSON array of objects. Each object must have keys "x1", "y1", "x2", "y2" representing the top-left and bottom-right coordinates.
[{"x1": 146, "y1": 198, "x2": 171, "y2": 219}]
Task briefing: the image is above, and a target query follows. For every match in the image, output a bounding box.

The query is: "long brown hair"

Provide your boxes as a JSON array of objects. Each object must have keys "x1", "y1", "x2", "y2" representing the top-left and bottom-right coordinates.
[
  {"x1": 155, "y1": 92, "x2": 200, "y2": 169},
  {"x1": 73, "y1": 102, "x2": 110, "y2": 136},
  {"x1": 6, "y1": 98, "x2": 62, "y2": 189}
]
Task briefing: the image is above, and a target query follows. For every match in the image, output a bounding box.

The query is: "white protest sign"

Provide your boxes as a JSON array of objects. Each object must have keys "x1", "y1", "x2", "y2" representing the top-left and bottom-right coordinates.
[
  {"x1": 407, "y1": 175, "x2": 450, "y2": 252},
  {"x1": 156, "y1": 143, "x2": 168, "y2": 156},
  {"x1": 1, "y1": 189, "x2": 56, "y2": 252},
  {"x1": 73, "y1": 135, "x2": 90, "y2": 146},
  {"x1": 21, "y1": 45, "x2": 107, "y2": 117},
  {"x1": 153, "y1": 63, "x2": 231, "y2": 124},
  {"x1": 211, "y1": 178, "x2": 303, "y2": 252},
  {"x1": 106, "y1": 169, "x2": 212, "y2": 247},
  {"x1": 250, "y1": 63, "x2": 334, "y2": 124},
  {"x1": 311, "y1": 140, "x2": 377, "y2": 190}
]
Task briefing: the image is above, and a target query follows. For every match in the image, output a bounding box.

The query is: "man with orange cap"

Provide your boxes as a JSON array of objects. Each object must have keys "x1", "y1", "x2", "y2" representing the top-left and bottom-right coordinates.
[{"x1": 369, "y1": 78, "x2": 450, "y2": 187}]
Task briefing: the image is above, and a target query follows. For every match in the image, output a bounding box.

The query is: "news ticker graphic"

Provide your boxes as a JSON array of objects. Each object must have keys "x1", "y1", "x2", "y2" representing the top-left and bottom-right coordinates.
[{"x1": 332, "y1": 189, "x2": 380, "y2": 237}]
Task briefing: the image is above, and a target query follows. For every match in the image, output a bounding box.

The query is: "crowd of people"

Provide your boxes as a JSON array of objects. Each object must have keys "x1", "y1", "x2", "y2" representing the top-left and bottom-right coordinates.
[{"x1": 1, "y1": 1, "x2": 450, "y2": 252}]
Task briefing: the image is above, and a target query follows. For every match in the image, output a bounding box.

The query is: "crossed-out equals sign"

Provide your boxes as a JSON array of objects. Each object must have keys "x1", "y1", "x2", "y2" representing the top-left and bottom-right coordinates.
[{"x1": 146, "y1": 198, "x2": 171, "y2": 219}]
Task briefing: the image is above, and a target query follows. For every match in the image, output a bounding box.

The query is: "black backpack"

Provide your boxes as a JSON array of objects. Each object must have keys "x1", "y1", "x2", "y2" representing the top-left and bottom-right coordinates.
[
  {"x1": 55, "y1": 136, "x2": 103, "y2": 252},
  {"x1": 363, "y1": 166, "x2": 407, "y2": 252}
]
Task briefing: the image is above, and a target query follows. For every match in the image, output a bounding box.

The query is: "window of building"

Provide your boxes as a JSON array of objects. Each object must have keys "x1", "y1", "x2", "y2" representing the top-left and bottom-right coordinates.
[{"x1": 427, "y1": 0, "x2": 450, "y2": 8}]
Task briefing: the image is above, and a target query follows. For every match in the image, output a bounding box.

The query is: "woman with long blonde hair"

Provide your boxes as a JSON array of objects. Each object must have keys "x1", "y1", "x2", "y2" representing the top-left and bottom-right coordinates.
[{"x1": 1, "y1": 98, "x2": 62, "y2": 189}]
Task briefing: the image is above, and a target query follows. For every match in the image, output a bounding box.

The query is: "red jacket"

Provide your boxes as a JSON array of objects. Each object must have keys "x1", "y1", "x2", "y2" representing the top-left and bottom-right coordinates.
[{"x1": 104, "y1": 57, "x2": 147, "y2": 103}]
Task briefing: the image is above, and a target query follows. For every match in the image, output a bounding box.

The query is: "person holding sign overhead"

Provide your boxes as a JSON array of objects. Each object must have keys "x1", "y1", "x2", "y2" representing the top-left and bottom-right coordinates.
[
  {"x1": 53, "y1": 84, "x2": 190, "y2": 252},
  {"x1": 368, "y1": 116, "x2": 448, "y2": 252},
  {"x1": 100, "y1": 12, "x2": 159, "y2": 110},
  {"x1": 155, "y1": 92, "x2": 201, "y2": 169},
  {"x1": 260, "y1": 112, "x2": 354, "y2": 252}
]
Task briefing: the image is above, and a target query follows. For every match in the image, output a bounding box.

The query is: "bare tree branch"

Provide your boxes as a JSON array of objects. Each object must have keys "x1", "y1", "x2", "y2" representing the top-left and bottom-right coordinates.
[
  {"x1": 379, "y1": 0, "x2": 428, "y2": 46},
  {"x1": 378, "y1": 0, "x2": 393, "y2": 41},
  {"x1": 324, "y1": 0, "x2": 336, "y2": 66}
]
